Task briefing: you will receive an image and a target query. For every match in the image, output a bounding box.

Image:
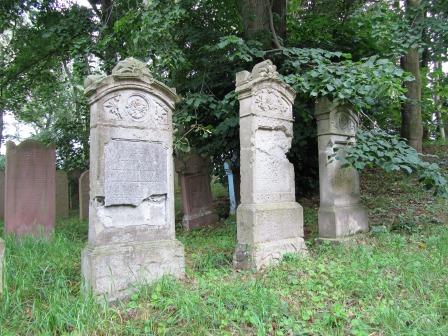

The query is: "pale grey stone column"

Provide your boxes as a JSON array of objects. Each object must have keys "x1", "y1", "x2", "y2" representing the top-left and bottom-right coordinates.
[
  {"x1": 81, "y1": 58, "x2": 185, "y2": 301},
  {"x1": 315, "y1": 97, "x2": 368, "y2": 240},
  {"x1": 233, "y1": 60, "x2": 307, "y2": 270}
]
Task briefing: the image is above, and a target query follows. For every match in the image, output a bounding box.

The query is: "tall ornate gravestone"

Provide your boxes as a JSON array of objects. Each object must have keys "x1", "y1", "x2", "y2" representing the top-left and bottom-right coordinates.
[
  {"x1": 81, "y1": 58, "x2": 185, "y2": 301},
  {"x1": 233, "y1": 60, "x2": 307, "y2": 270},
  {"x1": 0, "y1": 170, "x2": 4, "y2": 220},
  {"x1": 56, "y1": 171, "x2": 69, "y2": 218},
  {"x1": 79, "y1": 170, "x2": 89, "y2": 221},
  {"x1": 5, "y1": 140, "x2": 56, "y2": 236},
  {"x1": 315, "y1": 97, "x2": 368, "y2": 240},
  {"x1": 175, "y1": 153, "x2": 218, "y2": 230}
]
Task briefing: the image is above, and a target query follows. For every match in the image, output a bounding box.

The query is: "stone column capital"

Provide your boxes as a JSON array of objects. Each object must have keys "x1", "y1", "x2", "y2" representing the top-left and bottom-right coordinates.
[{"x1": 315, "y1": 97, "x2": 359, "y2": 137}]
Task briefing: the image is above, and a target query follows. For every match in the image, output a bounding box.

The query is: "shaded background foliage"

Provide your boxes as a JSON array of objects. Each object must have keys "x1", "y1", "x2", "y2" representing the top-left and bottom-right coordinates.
[{"x1": 1, "y1": 0, "x2": 447, "y2": 194}]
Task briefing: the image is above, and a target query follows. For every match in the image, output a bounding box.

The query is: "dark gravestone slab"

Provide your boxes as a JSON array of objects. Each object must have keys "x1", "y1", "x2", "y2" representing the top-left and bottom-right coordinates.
[
  {"x1": 176, "y1": 153, "x2": 218, "y2": 230},
  {"x1": 5, "y1": 140, "x2": 56, "y2": 236},
  {"x1": 56, "y1": 171, "x2": 69, "y2": 218},
  {"x1": 68, "y1": 169, "x2": 82, "y2": 211},
  {"x1": 79, "y1": 170, "x2": 89, "y2": 221}
]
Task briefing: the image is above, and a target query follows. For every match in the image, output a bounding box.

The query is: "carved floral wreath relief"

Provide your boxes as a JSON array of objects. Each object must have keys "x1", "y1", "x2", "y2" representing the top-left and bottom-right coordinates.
[
  {"x1": 254, "y1": 89, "x2": 289, "y2": 117},
  {"x1": 103, "y1": 93, "x2": 169, "y2": 124}
]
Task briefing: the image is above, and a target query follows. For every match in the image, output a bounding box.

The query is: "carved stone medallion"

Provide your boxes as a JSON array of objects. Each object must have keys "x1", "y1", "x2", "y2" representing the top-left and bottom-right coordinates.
[
  {"x1": 336, "y1": 111, "x2": 356, "y2": 133},
  {"x1": 125, "y1": 95, "x2": 149, "y2": 121}
]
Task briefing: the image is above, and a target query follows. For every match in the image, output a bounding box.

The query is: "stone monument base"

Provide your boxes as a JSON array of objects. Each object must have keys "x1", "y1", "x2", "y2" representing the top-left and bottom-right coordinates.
[
  {"x1": 81, "y1": 239, "x2": 185, "y2": 302},
  {"x1": 318, "y1": 204, "x2": 368, "y2": 238},
  {"x1": 0, "y1": 238, "x2": 4, "y2": 295},
  {"x1": 233, "y1": 202, "x2": 307, "y2": 270},
  {"x1": 182, "y1": 210, "x2": 219, "y2": 230}
]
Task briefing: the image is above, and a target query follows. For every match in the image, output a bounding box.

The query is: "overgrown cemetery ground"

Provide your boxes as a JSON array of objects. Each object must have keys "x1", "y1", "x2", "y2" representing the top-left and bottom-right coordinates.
[{"x1": 0, "y1": 144, "x2": 447, "y2": 336}]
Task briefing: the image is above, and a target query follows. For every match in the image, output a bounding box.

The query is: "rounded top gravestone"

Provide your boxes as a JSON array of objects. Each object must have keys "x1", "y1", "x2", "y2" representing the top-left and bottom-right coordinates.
[{"x1": 5, "y1": 140, "x2": 56, "y2": 236}]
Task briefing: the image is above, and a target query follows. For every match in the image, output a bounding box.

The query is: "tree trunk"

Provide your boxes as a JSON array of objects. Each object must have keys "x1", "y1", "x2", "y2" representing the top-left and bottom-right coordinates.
[
  {"x1": 433, "y1": 62, "x2": 446, "y2": 140},
  {"x1": 237, "y1": 0, "x2": 287, "y2": 49},
  {"x1": 272, "y1": 0, "x2": 287, "y2": 41},
  {"x1": 0, "y1": 88, "x2": 4, "y2": 153},
  {"x1": 400, "y1": 0, "x2": 423, "y2": 152}
]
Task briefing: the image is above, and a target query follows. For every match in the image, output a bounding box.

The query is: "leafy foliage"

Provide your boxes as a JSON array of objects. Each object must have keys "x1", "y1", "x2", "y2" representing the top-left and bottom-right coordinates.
[
  {"x1": 1, "y1": 0, "x2": 447, "y2": 192},
  {"x1": 335, "y1": 129, "x2": 448, "y2": 197}
]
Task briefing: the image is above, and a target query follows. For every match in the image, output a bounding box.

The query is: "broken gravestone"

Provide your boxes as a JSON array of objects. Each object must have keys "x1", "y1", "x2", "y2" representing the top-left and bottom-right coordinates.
[{"x1": 233, "y1": 60, "x2": 307, "y2": 270}]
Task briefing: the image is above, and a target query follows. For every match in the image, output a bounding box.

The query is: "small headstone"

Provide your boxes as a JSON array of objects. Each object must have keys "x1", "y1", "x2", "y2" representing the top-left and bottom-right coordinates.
[
  {"x1": 0, "y1": 170, "x2": 4, "y2": 220},
  {"x1": 5, "y1": 140, "x2": 55, "y2": 236},
  {"x1": 56, "y1": 171, "x2": 69, "y2": 218},
  {"x1": 79, "y1": 170, "x2": 89, "y2": 221},
  {"x1": 175, "y1": 153, "x2": 218, "y2": 230},
  {"x1": 81, "y1": 58, "x2": 185, "y2": 301},
  {"x1": 315, "y1": 97, "x2": 368, "y2": 239},
  {"x1": 233, "y1": 60, "x2": 307, "y2": 270}
]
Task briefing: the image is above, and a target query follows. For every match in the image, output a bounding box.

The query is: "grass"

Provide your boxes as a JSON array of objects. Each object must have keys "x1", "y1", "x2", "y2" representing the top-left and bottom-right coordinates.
[{"x1": 0, "y1": 146, "x2": 447, "y2": 335}]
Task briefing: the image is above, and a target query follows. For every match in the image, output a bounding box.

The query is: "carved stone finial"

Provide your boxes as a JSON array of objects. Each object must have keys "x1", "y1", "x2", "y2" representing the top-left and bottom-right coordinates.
[
  {"x1": 84, "y1": 74, "x2": 106, "y2": 90},
  {"x1": 235, "y1": 60, "x2": 281, "y2": 88},
  {"x1": 235, "y1": 70, "x2": 251, "y2": 87},
  {"x1": 250, "y1": 60, "x2": 279, "y2": 80},
  {"x1": 111, "y1": 57, "x2": 152, "y2": 78}
]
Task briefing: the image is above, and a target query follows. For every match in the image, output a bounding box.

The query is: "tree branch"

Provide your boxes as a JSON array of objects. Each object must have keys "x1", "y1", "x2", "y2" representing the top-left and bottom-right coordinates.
[{"x1": 269, "y1": 0, "x2": 282, "y2": 49}]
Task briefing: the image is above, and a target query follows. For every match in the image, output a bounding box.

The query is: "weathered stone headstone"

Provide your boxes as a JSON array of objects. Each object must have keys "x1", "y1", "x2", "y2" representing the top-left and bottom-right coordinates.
[
  {"x1": 81, "y1": 58, "x2": 185, "y2": 301},
  {"x1": 56, "y1": 171, "x2": 69, "y2": 218},
  {"x1": 0, "y1": 170, "x2": 4, "y2": 220},
  {"x1": 315, "y1": 97, "x2": 368, "y2": 240},
  {"x1": 5, "y1": 140, "x2": 55, "y2": 236},
  {"x1": 0, "y1": 238, "x2": 4, "y2": 295},
  {"x1": 175, "y1": 153, "x2": 218, "y2": 230},
  {"x1": 233, "y1": 60, "x2": 307, "y2": 270},
  {"x1": 79, "y1": 170, "x2": 89, "y2": 221}
]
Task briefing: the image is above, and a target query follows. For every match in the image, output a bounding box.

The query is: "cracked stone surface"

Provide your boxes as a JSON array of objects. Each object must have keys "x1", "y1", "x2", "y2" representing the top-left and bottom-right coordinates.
[{"x1": 233, "y1": 60, "x2": 307, "y2": 270}]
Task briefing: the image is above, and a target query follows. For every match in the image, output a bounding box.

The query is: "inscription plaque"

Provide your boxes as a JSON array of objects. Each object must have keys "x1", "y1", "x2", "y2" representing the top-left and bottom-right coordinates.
[{"x1": 104, "y1": 140, "x2": 167, "y2": 206}]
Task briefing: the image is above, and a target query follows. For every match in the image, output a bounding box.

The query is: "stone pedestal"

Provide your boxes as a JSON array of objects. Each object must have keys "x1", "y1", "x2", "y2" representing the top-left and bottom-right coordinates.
[
  {"x1": 79, "y1": 170, "x2": 89, "y2": 221},
  {"x1": 233, "y1": 60, "x2": 306, "y2": 270},
  {"x1": 56, "y1": 171, "x2": 69, "y2": 218},
  {"x1": 175, "y1": 153, "x2": 218, "y2": 230},
  {"x1": 315, "y1": 98, "x2": 368, "y2": 240},
  {"x1": 0, "y1": 238, "x2": 4, "y2": 295},
  {"x1": 5, "y1": 140, "x2": 55, "y2": 236},
  {"x1": 81, "y1": 58, "x2": 185, "y2": 302}
]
